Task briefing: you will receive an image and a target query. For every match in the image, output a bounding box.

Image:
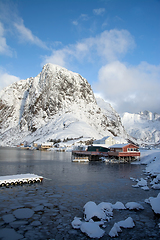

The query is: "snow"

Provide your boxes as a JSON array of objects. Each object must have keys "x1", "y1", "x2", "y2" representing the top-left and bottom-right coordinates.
[
  {"x1": 121, "y1": 111, "x2": 160, "y2": 144},
  {"x1": 130, "y1": 150, "x2": 160, "y2": 215},
  {"x1": 71, "y1": 217, "x2": 82, "y2": 229},
  {"x1": 109, "y1": 222, "x2": 122, "y2": 237},
  {"x1": 80, "y1": 221, "x2": 105, "y2": 238},
  {"x1": 131, "y1": 149, "x2": 160, "y2": 190},
  {"x1": 150, "y1": 196, "x2": 160, "y2": 214},
  {"x1": 145, "y1": 193, "x2": 160, "y2": 214},
  {"x1": 98, "y1": 202, "x2": 113, "y2": 218},
  {"x1": 0, "y1": 174, "x2": 43, "y2": 186},
  {"x1": 125, "y1": 202, "x2": 144, "y2": 210},
  {"x1": 141, "y1": 186, "x2": 150, "y2": 191},
  {"x1": 151, "y1": 184, "x2": 160, "y2": 190},
  {"x1": 131, "y1": 177, "x2": 148, "y2": 190},
  {"x1": 109, "y1": 217, "x2": 135, "y2": 237},
  {"x1": 112, "y1": 201, "x2": 126, "y2": 210},
  {"x1": 83, "y1": 201, "x2": 106, "y2": 221},
  {"x1": 118, "y1": 217, "x2": 135, "y2": 228},
  {"x1": 0, "y1": 63, "x2": 127, "y2": 147},
  {"x1": 72, "y1": 200, "x2": 142, "y2": 238}
]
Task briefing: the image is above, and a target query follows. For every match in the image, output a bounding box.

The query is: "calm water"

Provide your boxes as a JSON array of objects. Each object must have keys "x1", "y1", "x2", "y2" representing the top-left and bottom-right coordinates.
[{"x1": 0, "y1": 147, "x2": 159, "y2": 239}]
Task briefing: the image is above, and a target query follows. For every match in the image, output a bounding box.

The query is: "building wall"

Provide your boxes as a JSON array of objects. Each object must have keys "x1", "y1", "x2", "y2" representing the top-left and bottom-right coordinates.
[
  {"x1": 123, "y1": 144, "x2": 139, "y2": 153},
  {"x1": 105, "y1": 137, "x2": 116, "y2": 146}
]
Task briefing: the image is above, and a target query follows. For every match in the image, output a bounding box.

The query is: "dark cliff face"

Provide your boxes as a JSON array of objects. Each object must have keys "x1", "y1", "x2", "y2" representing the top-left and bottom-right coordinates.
[{"x1": 0, "y1": 63, "x2": 127, "y2": 145}]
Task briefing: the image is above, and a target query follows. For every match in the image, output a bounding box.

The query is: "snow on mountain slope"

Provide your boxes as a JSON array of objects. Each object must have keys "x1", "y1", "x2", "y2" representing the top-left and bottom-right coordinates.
[
  {"x1": 95, "y1": 96, "x2": 127, "y2": 138},
  {"x1": 121, "y1": 111, "x2": 160, "y2": 144},
  {"x1": 0, "y1": 63, "x2": 127, "y2": 146}
]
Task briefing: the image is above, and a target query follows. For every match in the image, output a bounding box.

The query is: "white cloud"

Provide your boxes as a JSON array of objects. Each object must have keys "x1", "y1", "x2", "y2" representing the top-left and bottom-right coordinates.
[
  {"x1": 72, "y1": 20, "x2": 78, "y2": 26},
  {"x1": 94, "y1": 61, "x2": 160, "y2": 113},
  {"x1": 72, "y1": 13, "x2": 89, "y2": 26},
  {"x1": 43, "y1": 49, "x2": 68, "y2": 68},
  {"x1": 0, "y1": 68, "x2": 21, "y2": 91},
  {"x1": 94, "y1": 29, "x2": 135, "y2": 62},
  {"x1": 93, "y1": 8, "x2": 105, "y2": 15},
  {"x1": 0, "y1": 1, "x2": 47, "y2": 49},
  {"x1": 0, "y1": 22, "x2": 13, "y2": 56},
  {"x1": 42, "y1": 29, "x2": 135, "y2": 66},
  {"x1": 14, "y1": 20, "x2": 48, "y2": 49},
  {"x1": 80, "y1": 14, "x2": 89, "y2": 21}
]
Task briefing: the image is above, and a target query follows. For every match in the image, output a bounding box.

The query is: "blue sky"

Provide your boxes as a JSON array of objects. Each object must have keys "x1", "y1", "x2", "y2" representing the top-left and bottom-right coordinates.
[{"x1": 0, "y1": 0, "x2": 160, "y2": 114}]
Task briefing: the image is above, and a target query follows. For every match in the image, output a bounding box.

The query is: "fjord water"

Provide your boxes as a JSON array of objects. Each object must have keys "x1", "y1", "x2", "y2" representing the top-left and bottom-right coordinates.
[
  {"x1": 0, "y1": 147, "x2": 144, "y2": 200},
  {"x1": 0, "y1": 147, "x2": 159, "y2": 239}
]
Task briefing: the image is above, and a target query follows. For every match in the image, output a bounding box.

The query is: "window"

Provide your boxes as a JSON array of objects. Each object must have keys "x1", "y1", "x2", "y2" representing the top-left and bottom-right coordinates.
[{"x1": 127, "y1": 148, "x2": 138, "y2": 152}]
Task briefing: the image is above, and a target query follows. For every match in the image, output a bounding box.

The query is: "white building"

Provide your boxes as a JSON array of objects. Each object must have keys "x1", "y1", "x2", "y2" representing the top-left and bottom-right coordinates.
[{"x1": 93, "y1": 136, "x2": 127, "y2": 148}]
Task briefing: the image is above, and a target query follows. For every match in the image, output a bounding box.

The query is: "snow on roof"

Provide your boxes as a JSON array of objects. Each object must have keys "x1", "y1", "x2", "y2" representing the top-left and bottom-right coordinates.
[
  {"x1": 41, "y1": 142, "x2": 53, "y2": 146},
  {"x1": 109, "y1": 143, "x2": 138, "y2": 148},
  {"x1": 109, "y1": 144, "x2": 128, "y2": 148},
  {"x1": 92, "y1": 144, "x2": 110, "y2": 148}
]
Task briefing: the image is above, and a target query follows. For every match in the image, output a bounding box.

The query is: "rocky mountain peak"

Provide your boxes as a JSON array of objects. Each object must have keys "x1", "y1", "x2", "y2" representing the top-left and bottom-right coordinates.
[{"x1": 0, "y1": 63, "x2": 127, "y2": 146}]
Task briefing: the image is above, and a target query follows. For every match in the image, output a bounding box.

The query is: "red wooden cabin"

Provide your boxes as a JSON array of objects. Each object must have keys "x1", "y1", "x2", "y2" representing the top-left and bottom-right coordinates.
[{"x1": 108, "y1": 143, "x2": 140, "y2": 159}]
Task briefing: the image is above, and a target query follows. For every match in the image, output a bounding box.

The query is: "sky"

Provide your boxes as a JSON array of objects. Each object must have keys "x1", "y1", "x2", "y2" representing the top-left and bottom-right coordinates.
[{"x1": 0, "y1": 0, "x2": 160, "y2": 114}]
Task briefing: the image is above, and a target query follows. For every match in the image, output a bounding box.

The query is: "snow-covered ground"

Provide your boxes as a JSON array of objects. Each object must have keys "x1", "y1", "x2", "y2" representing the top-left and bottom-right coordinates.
[{"x1": 130, "y1": 149, "x2": 160, "y2": 215}]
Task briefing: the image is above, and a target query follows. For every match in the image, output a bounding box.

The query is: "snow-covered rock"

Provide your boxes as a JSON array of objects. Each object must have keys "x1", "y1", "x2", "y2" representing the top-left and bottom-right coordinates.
[
  {"x1": 118, "y1": 217, "x2": 135, "y2": 228},
  {"x1": 151, "y1": 184, "x2": 160, "y2": 190},
  {"x1": 131, "y1": 177, "x2": 148, "y2": 190},
  {"x1": 112, "y1": 201, "x2": 126, "y2": 210},
  {"x1": 125, "y1": 202, "x2": 144, "y2": 210},
  {"x1": 98, "y1": 202, "x2": 113, "y2": 216},
  {"x1": 80, "y1": 221, "x2": 105, "y2": 238},
  {"x1": 0, "y1": 63, "x2": 128, "y2": 146},
  {"x1": 109, "y1": 217, "x2": 135, "y2": 237},
  {"x1": 83, "y1": 201, "x2": 106, "y2": 221},
  {"x1": 147, "y1": 193, "x2": 160, "y2": 214},
  {"x1": 71, "y1": 217, "x2": 82, "y2": 229},
  {"x1": 109, "y1": 222, "x2": 122, "y2": 237}
]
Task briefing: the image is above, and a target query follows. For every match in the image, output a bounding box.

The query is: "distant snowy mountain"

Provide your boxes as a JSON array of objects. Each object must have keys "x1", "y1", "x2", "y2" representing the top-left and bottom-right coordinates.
[
  {"x1": 0, "y1": 63, "x2": 128, "y2": 146},
  {"x1": 121, "y1": 111, "x2": 160, "y2": 145}
]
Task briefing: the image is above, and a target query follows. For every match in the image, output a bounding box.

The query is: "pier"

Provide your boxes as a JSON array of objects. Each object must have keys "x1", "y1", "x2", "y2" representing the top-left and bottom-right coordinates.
[
  {"x1": 72, "y1": 150, "x2": 109, "y2": 161},
  {"x1": 0, "y1": 174, "x2": 43, "y2": 187}
]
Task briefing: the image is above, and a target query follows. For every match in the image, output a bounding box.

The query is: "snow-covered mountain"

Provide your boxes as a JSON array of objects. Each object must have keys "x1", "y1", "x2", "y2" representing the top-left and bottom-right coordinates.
[
  {"x1": 0, "y1": 63, "x2": 128, "y2": 146},
  {"x1": 121, "y1": 111, "x2": 160, "y2": 146}
]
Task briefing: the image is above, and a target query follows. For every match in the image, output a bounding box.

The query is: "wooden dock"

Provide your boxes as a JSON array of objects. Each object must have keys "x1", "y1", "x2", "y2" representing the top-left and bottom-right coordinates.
[
  {"x1": 0, "y1": 174, "x2": 43, "y2": 187},
  {"x1": 72, "y1": 150, "x2": 109, "y2": 161},
  {"x1": 72, "y1": 148, "x2": 140, "y2": 162}
]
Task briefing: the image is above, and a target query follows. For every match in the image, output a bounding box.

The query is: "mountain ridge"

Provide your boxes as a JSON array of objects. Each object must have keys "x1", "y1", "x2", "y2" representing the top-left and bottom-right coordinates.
[{"x1": 121, "y1": 111, "x2": 160, "y2": 145}]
